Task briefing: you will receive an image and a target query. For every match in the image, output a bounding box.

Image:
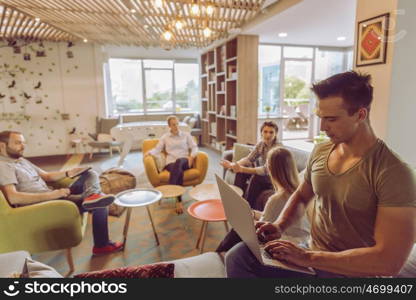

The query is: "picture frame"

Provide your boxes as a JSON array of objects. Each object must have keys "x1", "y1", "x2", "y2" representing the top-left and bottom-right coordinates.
[{"x1": 356, "y1": 13, "x2": 390, "y2": 67}]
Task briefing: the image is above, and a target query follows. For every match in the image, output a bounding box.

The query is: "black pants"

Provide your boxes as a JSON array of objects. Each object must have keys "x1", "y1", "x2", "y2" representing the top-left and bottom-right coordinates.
[
  {"x1": 234, "y1": 173, "x2": 273, "y2": 209},
  {"x1": 216, "y1": 229, "x2": 242, "y2": 253},
  {"x1": 164, "y1": 157, "x2": 190, "y2": 202}
]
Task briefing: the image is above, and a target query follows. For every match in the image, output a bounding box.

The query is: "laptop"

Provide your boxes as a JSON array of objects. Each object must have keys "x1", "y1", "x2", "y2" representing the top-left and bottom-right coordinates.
[{"x1": 215, "y1": 174, "x2": 315, "y2": 275}]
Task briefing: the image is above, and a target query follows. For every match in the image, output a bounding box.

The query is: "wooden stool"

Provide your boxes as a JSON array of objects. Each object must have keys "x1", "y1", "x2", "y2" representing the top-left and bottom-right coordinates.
[
  {"x1": 155, "y1": 185, "x2": 186, "y2": 214},
  {"x1": 187, "y1": 199, "x2": 229, "y2": 253}
]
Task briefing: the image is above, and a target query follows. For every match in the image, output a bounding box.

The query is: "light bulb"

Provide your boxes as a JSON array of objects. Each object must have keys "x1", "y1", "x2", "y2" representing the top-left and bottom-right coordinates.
[
  {"x1": 191, "y1": 4, "x2": 200, "y2": 15},
  {"x1": 35, "y1": 17, "x2": 40, "y2": 23},
  {"x1": 163, "y1": 30, "x2": 172, "y2": 41},
  {"x1": 130, "y1": 8, "x2": 136, "y2": 13},
  {"x1": 175, "y1": 20, "x2": 184, "y2": 30},
  {"x1": 206, "y1": 5, "x2": 214, "y2": 16},
  {"x1": 203, "y1": 27, "x2": 212, "y2": 38},
  {"x1": 83, "y1": 38, "x2": 88, "y2": 43}
]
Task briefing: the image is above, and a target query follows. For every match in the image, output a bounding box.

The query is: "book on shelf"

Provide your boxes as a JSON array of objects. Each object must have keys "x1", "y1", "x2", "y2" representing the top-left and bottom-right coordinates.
[
  {"x1": 229, "y1": 105, "x2": 237, "y2": 118},
  {"x1": 210, "y1": 122, "x2": 217, "y2": 134}
]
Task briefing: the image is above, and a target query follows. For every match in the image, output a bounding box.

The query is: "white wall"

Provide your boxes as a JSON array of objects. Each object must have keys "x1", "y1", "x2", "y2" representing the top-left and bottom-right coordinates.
[
  {"x1": 0, "y1": 42, "x2": 103, "y2": 157},
  {"x1": 0, "y1": 43, "x2": 199, "y2": 157},
  {"x1": 355, "y1": 0, "x2": 416, "y2": 167},
  {"x1": 386, "y1": 0, "x2": 416, "y2": 166},
  {"x1": 354, "y1": 0, "x2": 398, "y2": 139}
]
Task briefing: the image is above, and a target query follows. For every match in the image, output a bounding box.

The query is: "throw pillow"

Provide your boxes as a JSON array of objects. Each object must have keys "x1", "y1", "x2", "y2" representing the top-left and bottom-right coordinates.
[
  {"x1": 188, "y1": 117, "x2": 197, "y2": 129},
  {"x1": 22, "y1": 258, "x2": 63, "y2": 278},
  {"x1": 232, "y1": 143, "x2": 253, "y2": 162},
  {"x1": 183, "y1": 116, "x2": 191, "y2": 124},
  {"x1": 74, "y1": 263, "x2": 174, "y2": 278},
  {"x1": 153, "y1": 153, "x2": 167, "y2": 172}
]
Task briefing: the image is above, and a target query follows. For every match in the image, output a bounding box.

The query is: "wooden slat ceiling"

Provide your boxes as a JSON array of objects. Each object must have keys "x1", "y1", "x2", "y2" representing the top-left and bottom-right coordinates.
[
  {"x1": 0, "y1": 0, "x2": 266, "y2": 48},
  {"x1": 0, "y1": 4, "x2": 77, "y2": 42}
]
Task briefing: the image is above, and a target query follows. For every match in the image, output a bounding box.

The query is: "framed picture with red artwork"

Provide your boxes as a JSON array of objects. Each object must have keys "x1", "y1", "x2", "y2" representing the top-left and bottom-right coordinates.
[{"x1": 356, "y1": 13, "x2": 390, "y2": 67}]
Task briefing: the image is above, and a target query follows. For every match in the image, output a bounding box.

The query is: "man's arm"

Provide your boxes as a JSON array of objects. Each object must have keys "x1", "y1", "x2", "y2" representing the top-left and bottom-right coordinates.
[
  {"x1": 306, "y1": 206, "x2": 416, "y2": 276},
  {"x1": 36, "y1": 169, "x2": 66, "y2": 182},
  {"x1": 256, "y1": 180, "x2": 315, "y2": 241},
  {"x1": 2, "y1": 184, "x2": 70, "y2": 206},
  {"x1": 187, "y1": 133, "x2": 198, "y2": 157},
  {"x1": 146, "y1": 137, "x2": 165, "y2": 157},
  {"x1": 36, "y1": 166, "x2": 87, "y2": 182},
  {"x1": 274, "y1": 180, "x2": 315, "y2": 231}
]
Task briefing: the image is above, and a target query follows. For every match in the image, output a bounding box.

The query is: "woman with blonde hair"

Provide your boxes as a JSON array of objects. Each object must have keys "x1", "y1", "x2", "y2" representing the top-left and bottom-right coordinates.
[{"x1": 216, "y1": 146, "x2": 309, "y2": 253}]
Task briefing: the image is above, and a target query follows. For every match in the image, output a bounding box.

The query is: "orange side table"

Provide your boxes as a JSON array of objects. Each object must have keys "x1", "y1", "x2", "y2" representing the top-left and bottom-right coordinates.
[{"x1": 187, "y1": 199, "x2": 229, "y2": 253}]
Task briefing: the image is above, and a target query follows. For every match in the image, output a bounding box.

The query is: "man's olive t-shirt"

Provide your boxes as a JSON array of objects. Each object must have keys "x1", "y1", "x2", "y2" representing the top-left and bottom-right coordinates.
[{"x1": 305, "y1": 139, "x2": 416, "y2": 252}]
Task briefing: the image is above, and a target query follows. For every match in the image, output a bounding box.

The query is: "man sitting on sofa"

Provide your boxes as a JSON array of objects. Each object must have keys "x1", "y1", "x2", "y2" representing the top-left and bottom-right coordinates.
[
  {"x1": 0, "y1": 130, "x2": 123, "y2": 256},
  {"x1": 226, "y1": 71, "x2": 416, "y2": 277},
  {"x1": 144, "y1": 115, "x2": 198, "y2": 214}
]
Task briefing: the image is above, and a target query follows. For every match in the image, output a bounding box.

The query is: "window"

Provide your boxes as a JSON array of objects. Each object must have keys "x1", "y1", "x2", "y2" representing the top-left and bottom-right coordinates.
[
  {"x1": 144, "y1": 69, "x2": 173, "y2": 112},
  {"x1": 284, "y1": 46, "x2": 314, "y2": 59},
  {"x1": 106, "y1": 59, "x2": 199, "y2": 115},
  {"x1": 258, "y1": 45, "x2": 351, "y2": 141},
  {"x1": 315, "y1": 49, "x2": 345, "y2": 81},
  {"x1": 174, "y1": 63, "x2": 199, "y2": 112},
  {"x1": 108, "y1": 59, "x2": 143, "y2": 114},
  {"x1": 258, "y1": 45, "x2": 281, "y2": 116}
]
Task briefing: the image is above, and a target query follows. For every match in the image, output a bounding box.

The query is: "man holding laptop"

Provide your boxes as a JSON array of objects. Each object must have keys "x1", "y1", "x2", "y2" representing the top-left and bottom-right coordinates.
[
  {"x1": 224, "y1": 71, "x2": 416, "y2": 277},
  {"x1": 0, "y1": 130, "x2": 123, "y2": 255}
]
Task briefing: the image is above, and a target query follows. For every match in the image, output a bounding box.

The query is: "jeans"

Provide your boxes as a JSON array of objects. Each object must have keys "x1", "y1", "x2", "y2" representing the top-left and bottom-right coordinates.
[
  {"x1": 164, "y1": 158, "x2": 190, "y2": 201},
  {"x1": 67, "y1": 170, "x2": 109, "y2": 247},
  {"x1": 216, "y1": 229, "x2": 242, "y2": 253},
  {"x1": 225, "y1": 242, "x2": 344, "y2": 278}
]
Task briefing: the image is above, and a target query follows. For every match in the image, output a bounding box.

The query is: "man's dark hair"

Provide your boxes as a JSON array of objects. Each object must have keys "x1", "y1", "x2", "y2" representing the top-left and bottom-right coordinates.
[
  {"x1": 311, "y1": 71, "x2": 373, "y2": 115},
  {"x1": 0, "y1": 131, "x2": 21, "y2": 145}
]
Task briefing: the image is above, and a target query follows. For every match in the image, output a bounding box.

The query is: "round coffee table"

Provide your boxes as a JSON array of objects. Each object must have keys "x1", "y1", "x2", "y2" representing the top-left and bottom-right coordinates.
[
  {"x1": 189, "y1": 183, "x2": 243, "y2": 202},
  {"x1": 114, "y1": 188, "x2": 162, "y2": 246},
  {"x1": 155, "y1": 185, "x2": 186, "y2": 214},
  {"x1": 187, "y1": 199, "x2": 229, "y2": 253}
]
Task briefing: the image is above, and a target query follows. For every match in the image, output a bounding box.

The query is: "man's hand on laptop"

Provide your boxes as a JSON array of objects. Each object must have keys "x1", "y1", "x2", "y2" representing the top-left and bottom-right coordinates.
[
  {"x1": 264, "y1": 240, "x2": 311, "y2": 267},
  {"x1": 255, "y1": 222, "x2": 283, "y2": 243},
  {"x1": 51, "y1": 188, "x2": 70, "y2": 199}
]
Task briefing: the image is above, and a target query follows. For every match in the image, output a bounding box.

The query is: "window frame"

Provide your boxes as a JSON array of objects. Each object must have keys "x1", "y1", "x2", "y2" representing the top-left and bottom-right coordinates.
[
  {"x1": 259, "y1": 43, "x2": 352, "y2": 141},
  {"x1": 106, "y1": 57, "x2": 198, "y2": 116}
]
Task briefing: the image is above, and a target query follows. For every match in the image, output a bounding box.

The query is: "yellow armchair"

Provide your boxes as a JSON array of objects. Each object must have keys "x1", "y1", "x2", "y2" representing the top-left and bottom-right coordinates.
[
  {"x1": 142, "y1": 138, "x2": 208, "y2": 187},
  {"x1": 0, "y1": 180, "x2": 87, "y2": 275}
]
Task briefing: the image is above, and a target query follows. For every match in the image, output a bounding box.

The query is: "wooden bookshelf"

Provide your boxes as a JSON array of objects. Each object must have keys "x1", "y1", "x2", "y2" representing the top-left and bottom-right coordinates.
[{"x1": 200, "y1": 35, "x2": 258, "y2": 152}]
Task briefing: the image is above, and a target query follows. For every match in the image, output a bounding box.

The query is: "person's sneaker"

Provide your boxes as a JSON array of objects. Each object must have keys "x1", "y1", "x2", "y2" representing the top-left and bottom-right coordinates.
[
  {"x1": 92, "y1": 242, "x2": 124, "y2": 256},
  {"x1": 82, "y1": 193, "x2": 115, "y2": 210}
]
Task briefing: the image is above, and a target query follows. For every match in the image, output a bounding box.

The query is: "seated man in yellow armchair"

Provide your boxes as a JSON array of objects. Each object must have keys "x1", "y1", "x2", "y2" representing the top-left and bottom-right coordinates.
[
  {"x1": 0, "y1": 130, "x2": 123, "y2": 256},
  {"x1": 145, "y1": 115, "x2": 198, "y2": 213}
]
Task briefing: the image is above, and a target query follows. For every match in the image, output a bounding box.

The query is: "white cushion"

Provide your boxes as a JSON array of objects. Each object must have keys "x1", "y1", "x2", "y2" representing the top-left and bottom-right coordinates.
[
  {"x1": 232, "y1": 143, "x2": 253, "y2": 162},
  {"x1": 188, "y1": 117, "x2": 197, "y2": 129},
  {"x1": 171, "y1": 252, "x2": 226, "y2": 278},
  {"x1": 183, "y1": 116, "x2": 191, "y2": 124},
  {"x1": 23, "y1": 258, "x2": 63, "y2": 278}
]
